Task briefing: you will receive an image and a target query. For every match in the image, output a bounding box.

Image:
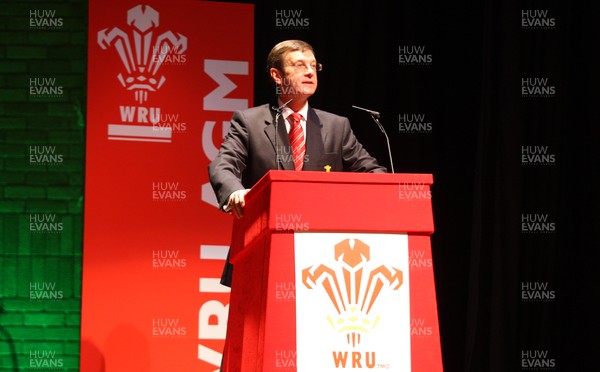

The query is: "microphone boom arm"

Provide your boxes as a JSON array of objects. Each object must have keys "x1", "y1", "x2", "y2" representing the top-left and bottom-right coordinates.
[{"x1": 352, "y1": 105, "x2": 395, "y2": 173}]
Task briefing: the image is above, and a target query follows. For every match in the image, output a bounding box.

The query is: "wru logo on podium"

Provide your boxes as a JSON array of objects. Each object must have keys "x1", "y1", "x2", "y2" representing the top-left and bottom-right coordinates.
[{"x1": 302, "y1": 239, "x2": 403, "y2": 347}]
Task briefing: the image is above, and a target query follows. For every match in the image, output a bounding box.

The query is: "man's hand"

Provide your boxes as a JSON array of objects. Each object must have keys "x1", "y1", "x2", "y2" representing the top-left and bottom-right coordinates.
[{"x1": 226, "y1": 189, "x2": 250, "y2": 218}]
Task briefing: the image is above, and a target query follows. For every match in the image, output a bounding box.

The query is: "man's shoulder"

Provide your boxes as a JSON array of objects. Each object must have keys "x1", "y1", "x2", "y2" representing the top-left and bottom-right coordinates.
[
  {"x1": 241, "y1": 103, "x2": 271, "y2": 114},
  {"x1": 310, "y1": 107, "x2": 348, "y2": 126},
  {"x1": 231, "y1": 104, "x2": 273, "y2": 125}
]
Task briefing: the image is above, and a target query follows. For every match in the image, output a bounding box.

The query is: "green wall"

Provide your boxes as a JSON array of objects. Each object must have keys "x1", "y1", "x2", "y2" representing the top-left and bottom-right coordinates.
[{"x1": 0, "y1": 1, "x2": 87, "y2": 370}]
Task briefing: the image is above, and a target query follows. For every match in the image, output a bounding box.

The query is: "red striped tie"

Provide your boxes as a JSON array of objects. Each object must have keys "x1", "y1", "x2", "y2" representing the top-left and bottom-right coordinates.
[{"x1": 288, "y1": 112, "x2": 305, "y2": 171}]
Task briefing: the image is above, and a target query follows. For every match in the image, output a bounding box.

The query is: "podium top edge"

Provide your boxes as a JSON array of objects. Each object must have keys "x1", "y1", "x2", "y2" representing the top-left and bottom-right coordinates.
[{"x1": 259, "y1": 170, "x2": 434, "y2": 185}]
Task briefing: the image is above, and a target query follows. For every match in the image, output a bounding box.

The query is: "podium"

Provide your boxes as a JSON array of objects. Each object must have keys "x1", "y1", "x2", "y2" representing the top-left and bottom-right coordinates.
[{"x1": 222, "y1": 171, "x2": 443, "y2": 372}]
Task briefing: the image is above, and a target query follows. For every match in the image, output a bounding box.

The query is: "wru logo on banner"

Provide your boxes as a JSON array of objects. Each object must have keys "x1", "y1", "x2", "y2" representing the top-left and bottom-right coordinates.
[
  {"x1": 98, "y1": 5, "x2": 187, "y2": 104},
  {"x1": 97, "y1": 5, "x2": 187, "y2": 143}
]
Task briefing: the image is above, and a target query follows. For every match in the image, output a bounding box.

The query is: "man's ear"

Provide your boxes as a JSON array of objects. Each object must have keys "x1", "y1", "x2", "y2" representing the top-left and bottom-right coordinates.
[{"x1": 270, "y1": 68, "x2": 283, "y2": 86}]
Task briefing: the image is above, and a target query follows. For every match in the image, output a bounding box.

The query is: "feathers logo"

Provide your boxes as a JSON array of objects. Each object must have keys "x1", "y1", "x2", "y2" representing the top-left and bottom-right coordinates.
[{"x1": 301, "y1": 239, "x2": 403, "y2": 347}]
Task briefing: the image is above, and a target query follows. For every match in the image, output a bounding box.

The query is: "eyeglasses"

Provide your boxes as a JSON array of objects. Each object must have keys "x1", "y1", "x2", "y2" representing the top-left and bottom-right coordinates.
[{"x1": 287, "y1": 61, "x2": 323, "y2": 72}]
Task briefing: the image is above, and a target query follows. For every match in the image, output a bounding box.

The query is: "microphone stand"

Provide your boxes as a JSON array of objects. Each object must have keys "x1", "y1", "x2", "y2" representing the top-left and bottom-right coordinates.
[
  {"x1": 272, "y1": 99, "x2": 293, "y2": 170},
  {"x1": 371, "y1": 113, "x2": 395, "y2": 174},
  {"x1": 352, "y1": 105, "x2": 395, "y2": 173}
]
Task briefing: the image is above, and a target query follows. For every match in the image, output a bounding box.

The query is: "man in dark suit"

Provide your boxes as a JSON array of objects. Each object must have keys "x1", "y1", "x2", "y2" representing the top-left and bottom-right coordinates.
[{"x1": 209, "y1": 39, "x2": 386, "y2": 286}]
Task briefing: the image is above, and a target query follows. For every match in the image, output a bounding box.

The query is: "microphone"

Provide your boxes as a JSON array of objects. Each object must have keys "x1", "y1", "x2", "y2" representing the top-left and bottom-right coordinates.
[
  {"x1": 352, "y1": 105, "x2": 395, "y2": 173},
  {"x1": 273, "y1": 99, "x2": 293, "y2": 170},
  {"x1": 273, "y1": 99, "x2": 293, "y2": 113},
  {"x1": 352, "y1": 105, "x2": 380, "y2": 119}
]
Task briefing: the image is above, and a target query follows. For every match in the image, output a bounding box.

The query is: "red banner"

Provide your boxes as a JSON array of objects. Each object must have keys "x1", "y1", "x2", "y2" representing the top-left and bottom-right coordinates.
[{"x1": 81, "y1": 1, "x2": 253, "y2": 370}]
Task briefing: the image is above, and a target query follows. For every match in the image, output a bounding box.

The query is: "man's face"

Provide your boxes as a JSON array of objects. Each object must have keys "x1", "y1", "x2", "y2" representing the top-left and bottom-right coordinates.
[{"x1": 271, "y1": 50, "x2": 319, "y2": 99}]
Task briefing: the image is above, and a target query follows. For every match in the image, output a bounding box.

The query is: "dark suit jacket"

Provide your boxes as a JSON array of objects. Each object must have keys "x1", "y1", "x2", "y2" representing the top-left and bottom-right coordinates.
[{"x1": 208, "y1": 103, "x2": 386, "y2": 286}]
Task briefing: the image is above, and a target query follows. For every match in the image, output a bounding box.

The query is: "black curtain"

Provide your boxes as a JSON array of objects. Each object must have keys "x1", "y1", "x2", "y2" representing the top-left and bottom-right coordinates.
[{"x1": 220, "y1": 0, "x2": 598, "y2": 370}]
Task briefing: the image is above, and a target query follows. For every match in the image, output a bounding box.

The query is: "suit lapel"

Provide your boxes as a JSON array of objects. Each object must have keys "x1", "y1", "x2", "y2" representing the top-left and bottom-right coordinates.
[
  {"x1": 264, "y1": 107, "x2": 294, "y2": 170},
  {"x1": 304, "y1": 107, "x2": 325, "y2": 171}
]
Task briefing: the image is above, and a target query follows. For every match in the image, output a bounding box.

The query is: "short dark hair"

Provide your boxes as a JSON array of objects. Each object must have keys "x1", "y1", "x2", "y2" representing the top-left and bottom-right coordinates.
[{"x1": 266, "y1": 40, "x2": 315, "y2": 72}]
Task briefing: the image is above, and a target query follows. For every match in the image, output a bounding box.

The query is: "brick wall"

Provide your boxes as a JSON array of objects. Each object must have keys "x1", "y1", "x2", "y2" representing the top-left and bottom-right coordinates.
[{"x1": 0, "y1": 1, "x2": 87, "y2": 370}]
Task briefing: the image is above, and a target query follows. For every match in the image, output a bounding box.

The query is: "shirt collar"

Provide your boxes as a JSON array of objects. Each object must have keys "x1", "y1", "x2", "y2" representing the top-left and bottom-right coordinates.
[{"x1": 279, "y1": 100, "x2": 309, "y2": 121}]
